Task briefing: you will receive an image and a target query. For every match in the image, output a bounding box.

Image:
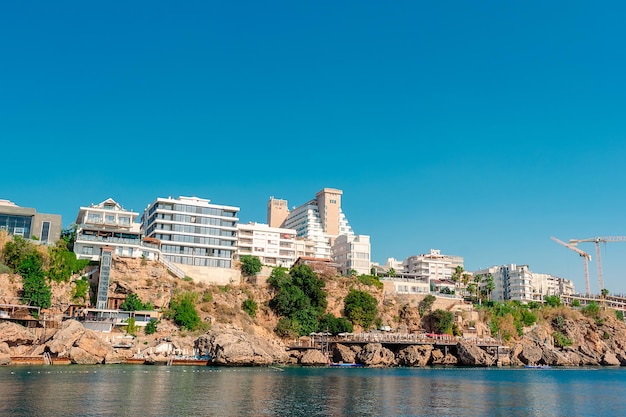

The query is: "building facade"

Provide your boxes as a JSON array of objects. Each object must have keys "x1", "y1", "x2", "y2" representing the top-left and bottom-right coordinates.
[
  {"x1": 331, "y1": 234, "x2": 371, "y2": 276},
  {"x1": 141, "y1": 196, "x2": 239, "y2": 268},
  {"x1": 267, "y1": 188, "x2": 354, "y2": 259},
  {"x1": 74, "y1": 198, "x2": 159, "y2": 261},
  {"x1": 236, "y1": 222, "x2": 297, "y2": 268},
  {"x1": 403, "y1": 249, "x2": 464, "y2": 281},
  {"x1": 474, "y1": 264, "x2": 576, "y2": 303},
  {"x1": 0, "y1": 199, "x2": 62, "y2": 244}
]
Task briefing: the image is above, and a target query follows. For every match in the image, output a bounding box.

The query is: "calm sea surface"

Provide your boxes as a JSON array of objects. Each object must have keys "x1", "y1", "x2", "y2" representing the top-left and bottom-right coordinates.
[{"x1": 1, "y1": 365, "x2": 625, "y2": 417}]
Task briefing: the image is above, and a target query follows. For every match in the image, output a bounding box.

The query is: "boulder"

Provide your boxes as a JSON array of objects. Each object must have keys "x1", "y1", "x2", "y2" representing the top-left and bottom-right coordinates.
[
  {"x1": 69, "y1": 346, "x2": 101, "y2": 365},
  {"x1": 396, "y1": 345, "x2": 433, "y2": 367},
  {"x1": 0, "y1": 322, "x2": 37, "y2": 346},
  {"x1": 0, "y1": 342, "x2": 10, "y2": 354},
  {"x1": 300, "y1": 349, "x2": 329, "y2": 366},
  {"x1": 356, "y1": 343, "x2": 397, "y2": 367},
  {"x1": 46, "y1": 320, "x2": 85, "y2": 356},
  {"x1": 601, "y1": 352, "x2": 621, "y2": 366},
  {"x1": 197, "y1": 325, "x2": 288, "y2": 366},
  {"x1": 541, "y1": 348, "x2": 573, "y2": 366},
  {"x1": 430, "y1": 349, "x2": 458, "y2": 366},
  {"x1": 332, "y1": 344, "x2": 356, "y2": 364},
  {"x1": 0, "y1": 353, "x2": 10, "y2": 365},
  {"x1": 518, "y1": 344, "x2": 543, "y2": 365},
  {"x1": 456, "y1": 342, "x2": 495, "y2": 366},
  {"x1": 75, "y1": 330, "x2": 115, "y2": 362}
]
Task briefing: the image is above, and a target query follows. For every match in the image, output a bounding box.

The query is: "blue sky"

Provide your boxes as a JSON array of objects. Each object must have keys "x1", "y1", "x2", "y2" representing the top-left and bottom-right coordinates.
[{"x1": 2, "y1": 1, "x2": 625, "y2": 294}]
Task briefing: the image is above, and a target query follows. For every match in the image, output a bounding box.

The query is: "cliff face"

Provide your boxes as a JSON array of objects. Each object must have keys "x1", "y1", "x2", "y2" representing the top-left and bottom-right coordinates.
[{"x1": 1, "y1": 257, "x2": 626, "y2": 367}]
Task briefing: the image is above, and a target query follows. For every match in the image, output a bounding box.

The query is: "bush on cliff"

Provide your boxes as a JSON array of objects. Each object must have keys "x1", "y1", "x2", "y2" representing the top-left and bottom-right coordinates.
[
  {"x1": 168, "y1": 291, "x2": 201, "y2": 331},
  {"x1": 344, "y1": 289, "x2": 378, "y2": 329}
]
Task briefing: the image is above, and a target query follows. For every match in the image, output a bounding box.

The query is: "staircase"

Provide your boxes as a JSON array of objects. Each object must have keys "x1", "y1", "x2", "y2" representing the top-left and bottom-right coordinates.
[{"x1": 158, "y1": 257, "x2": 186, "y2": 279}]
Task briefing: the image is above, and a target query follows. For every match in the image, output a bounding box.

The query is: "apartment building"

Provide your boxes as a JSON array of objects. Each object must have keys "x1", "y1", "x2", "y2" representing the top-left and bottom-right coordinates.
[
  {"x1": 403, "y1": 249, "x2": 464, "y2": 281},
  {"x1": 331, "y1": 234, "x2": 371, "y2": 276},
  {"x1": 74, "y1": 198, "x2": 159, "y2": 261},
  {"x1": 474, "y1": 264, "x2": 576, "y2": 303},
  {"x1": 0, "y1": 199, "x2": 62, "y2": 244},
  {"x1": 236, "y1": 222, "x2": 297, "y2": 268},
  {"x1": 141, "y1": 196, "x2": 239, "y2": 269},
  {"x1": 267, "y1": 188, "x2": 354, "y2": 259}
]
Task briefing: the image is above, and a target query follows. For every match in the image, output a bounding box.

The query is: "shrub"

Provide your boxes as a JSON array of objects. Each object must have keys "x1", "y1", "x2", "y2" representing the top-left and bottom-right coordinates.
[
  {"x1": 202, "y1": 292, "x2": 213, "y2": 303},
  {"x1": 553, "y1": 331, "x2": 572, "y2": 347},
  {"x1": 344, "y1": 289, "x2": 378, "y2": 329},
  {"x1": 428, "y1": 309, "x2": 454, "y2": 334},
  {"x1": 71, "y1": 277, "x2": 90, "y2": 303},
  {"x1": 240, "y1": 255, "x2": 262, "y2": 276},
  {"x1": 120, "y1": 293, "x2": 145, "y2": 311},
  {"x1": 418, "y1": 294, "x2": 436, "y2": 315},
  {"x1": 616, "y1": 310, "x2": 624, "y2": 321},
  {"x1": 242, "y1": 298, "x2": 258, "y2": 318},
  {"x1": 275, "y1": 317, "x2": 300, "y2": 338},
  {"x1": 357, "y1": 274, "x2": 383, "y2": 289},
  {"x1": 318, "y1": 313, "x2": 354, "y2": 335},
  {"x1": 544, "y1": 295, "x2": 561, "y2": 307},
  {"x1": 582, "y1": 302, "x2": 600, "y2": 318},
  {"x1": 170, "y1": 292, "x2": 200, "y2": 331},
  {"x1": 572, "y1": 299, "x2": 580, "y2": 307},
  {"x1": 145, "y1": 319, "x2": 158, "y2": 335}
]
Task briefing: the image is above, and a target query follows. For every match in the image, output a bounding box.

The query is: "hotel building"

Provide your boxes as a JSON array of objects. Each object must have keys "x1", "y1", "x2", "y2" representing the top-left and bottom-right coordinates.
[
  {"x1": 236, "y1": 222, "x2": 297, "y2": 268},
  {"x1": 331, "y1": 234, "x2": 371, "y2": 276},
  {"x1": 141, "y1": 196, "x2": 239, "y2": 269}
]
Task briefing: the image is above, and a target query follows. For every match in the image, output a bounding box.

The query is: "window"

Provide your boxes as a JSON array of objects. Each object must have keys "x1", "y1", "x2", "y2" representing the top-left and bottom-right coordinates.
[{"x1": 40, "y1": 221, "x2": 50, "y2": 243}]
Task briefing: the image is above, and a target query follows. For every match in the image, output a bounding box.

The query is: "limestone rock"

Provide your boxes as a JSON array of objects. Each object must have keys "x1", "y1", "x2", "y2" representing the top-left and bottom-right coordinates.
[
  {"x1": 197, "y1": 325, "x2": 288, "y2": 366},
  {"x1": 0, "y1": 322, "x2": 37, "y2": 346},
  {"x1": 75, "y1": 330, "x2": 115, "y2": 362},
  {"x1": 518, "y1": 345, "x2": 543, "y2": 365},
  {"x1": 356, "y1": 343, "x2": 397, "y2": 367},
  {"x1": 456, "y1": 341, "x2": 495, "y2": 367},
  {"x1": 0, "y1": 353, "x2": 11, "y2": 365},
  {"x1": 397, "y1": 345, "x2": 433, "y2": 367},
  {"x1": 300, "y1": 349, "x2": 329, "y2": 366},
  {"x1": 601, "y1": 352, "x2": 621, "y2": 366},
  {"x1": 69, "y1": 346, "x2": 101, "y2": 365},
  {"x1": 0, "y1": 341, "x2": 10, "y2": 354},
  {"x1": 46, "y1": 320, "x2": 85, "y2": 356},
  {"x1": 332, "y1": 344, "x2": 357, "y2": 364}
]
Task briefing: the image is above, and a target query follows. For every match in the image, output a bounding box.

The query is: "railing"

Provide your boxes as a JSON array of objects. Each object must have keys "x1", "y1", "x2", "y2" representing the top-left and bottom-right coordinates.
[{"x1": 158, "y1": 257, "x2": 186, "y2": 279}]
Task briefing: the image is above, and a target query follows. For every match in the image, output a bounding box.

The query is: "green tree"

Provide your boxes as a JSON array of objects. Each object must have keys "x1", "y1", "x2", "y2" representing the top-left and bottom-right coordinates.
[
  {"x1": 581, "y1": 302, "x2": 600, "y2": 318},
  {"x1": 419, "y1": 294, "x2": 436, "y2": 315},
  {"x1": 47, "y1": 242, "x2": 89, "y2": 282},
  {"x1": 240, "y1": 255, "x2": 262, "y2": 276},
  {"x1": 290, "y1": 264, "x2": 327, "y2": 312},
  {"x1": 145, "y1": 318, "x2": 158, "y2": 335},
  {"x1": 2, "y1": 236, "x2": 35, "y2": 271},
  {"x1": 71, "y1": 277, "x2": 90, "y2": 303},
  {"x1": 19, "y1": 252, "x2": 51, "y2": 310},
  {"x1": 318, "y1": 313, "x2": 354, "y2": 335},
  {"x1": 388, "y1": 267, "x2": 396, "y2": 277},
  {"x1": 170, "y1": 292, "x2": 201, "y2": 330},
  {"x1": 344, "y1": 289, "x2": 378, "y2": 329},
  {"x1": 484, "y1": 274, "x2": 495, "y2": 301},
  {"x1": 544, "y1": 295, "x2": 561, "y2": 307},
  {"x1": 120, "y1": 293, "x2": 145, "y2": 311},
  {"x1": 429, "y1": 309, "x2": 455, "y2": 334}
]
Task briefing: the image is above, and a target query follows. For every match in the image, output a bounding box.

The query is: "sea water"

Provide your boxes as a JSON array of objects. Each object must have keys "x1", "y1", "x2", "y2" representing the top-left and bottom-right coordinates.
[{"x1": 1, "y1": 365, "x2": 625, "y2": 416}]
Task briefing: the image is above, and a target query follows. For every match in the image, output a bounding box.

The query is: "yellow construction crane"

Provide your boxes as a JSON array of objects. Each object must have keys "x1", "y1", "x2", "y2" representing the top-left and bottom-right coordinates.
[
  {"x1": 569, "y1": 236, "x2": 626, "y2": 292},
  {"x1": 551, "y1": 236, "x2": 592, "y2": 294}
]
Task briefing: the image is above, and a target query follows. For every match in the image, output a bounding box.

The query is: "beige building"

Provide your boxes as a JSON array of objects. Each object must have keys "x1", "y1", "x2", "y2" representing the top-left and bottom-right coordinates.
[
  {"x1": 236, "y1": 222, "x2": 297, "y2": 268},
  {"x1": 404, "y1": 249, "x2": 464, "y2": 281},
  {"x1": 0, "y1": 199, "x2": 62, "y2": 244},
  {"x1": 267, "y1": 188, "x2": 354, "y2": 259},
  {"x1": 332, "y1": 234, "x2": 371, "y2": 276}
]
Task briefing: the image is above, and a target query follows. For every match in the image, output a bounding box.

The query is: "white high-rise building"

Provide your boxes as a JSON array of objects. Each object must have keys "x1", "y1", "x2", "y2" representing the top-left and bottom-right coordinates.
[
  {"x1": 141, "y1": 196, "x2": 239, "y2": 268},
  {"x1": 268, "y1": 188, "x2": 354, "y2": 259},
  {"x1": 332, "y1": 234, "x2": 371, "y2": 276},
  {"x1": 236, "y1": 222, "x2": 297, "y2": 268}
]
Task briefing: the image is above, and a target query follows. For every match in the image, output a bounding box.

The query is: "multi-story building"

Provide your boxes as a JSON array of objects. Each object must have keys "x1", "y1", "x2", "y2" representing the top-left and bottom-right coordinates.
[
  {"x1": 141, "y1": 196, "x2": 239, "y2": 269},
  {"x1": 236, "y1": 222, "x2": 297, "y2": 268},
  {"x1": 403, "y1": 249, "x2": 464, "y2": 281},
  {"x1": 74, "y1": 198, "x2": 160, "y2": 261},
  {"x1": 267, "y1": 188, "x2": 354, "y2": 259},
  {"x1": 0, "y1": 199, "x2": 62, "y2": 244},
  {"x1": 473, "y1": 264, "x2": 576, "y2": 303},
  {"x1": 331, "y1": 234, "x2": 371, "y2": 276}
]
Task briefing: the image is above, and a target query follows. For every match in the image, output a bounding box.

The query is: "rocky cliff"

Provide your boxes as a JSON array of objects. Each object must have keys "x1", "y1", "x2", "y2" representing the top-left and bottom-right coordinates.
[{"x1": 1, "y1": 257, "x2": 626, "y2": 367}]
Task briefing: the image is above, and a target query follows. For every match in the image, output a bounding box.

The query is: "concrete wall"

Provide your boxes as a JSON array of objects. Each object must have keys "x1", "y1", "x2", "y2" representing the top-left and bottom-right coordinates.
[{"x1": 176, "y1": 264, "x2": 242, "y2": 285}]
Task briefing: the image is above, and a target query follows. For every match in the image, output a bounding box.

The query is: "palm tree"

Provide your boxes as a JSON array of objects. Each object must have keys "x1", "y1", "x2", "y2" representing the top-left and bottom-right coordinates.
[
  {"x1": 601, "y1": 288, "x2": 609, "y2": 309},
  {"x1": 484, "y1": 273, "x2": 495, "y2": 301},
  {"x1": 388, "y1": 267, "x2": 396, "y2": 277}
]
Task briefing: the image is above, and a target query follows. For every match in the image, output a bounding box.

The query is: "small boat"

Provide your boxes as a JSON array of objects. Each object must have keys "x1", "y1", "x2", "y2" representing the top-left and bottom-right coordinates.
[
  {"x1": 524, "y1": 364, "x2": 551, "y2": 369},
  {"x1": 329, "y1": 362, "x2": 363, "y2": 368}
]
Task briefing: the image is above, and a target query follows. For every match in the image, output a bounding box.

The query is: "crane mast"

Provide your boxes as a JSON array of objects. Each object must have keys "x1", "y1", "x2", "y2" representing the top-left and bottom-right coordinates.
[
  {"x1": 551, "y1": 236, "x2": 592, "y2": 294},
  {"x1": 569, "y1": 236, "x2": 626, "y2": 292}
]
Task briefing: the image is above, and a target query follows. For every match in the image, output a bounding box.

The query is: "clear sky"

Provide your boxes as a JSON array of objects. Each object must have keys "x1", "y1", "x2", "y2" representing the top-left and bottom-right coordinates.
[{"x1": 2, "y1": 1, "x2": 625, "y2": 294}]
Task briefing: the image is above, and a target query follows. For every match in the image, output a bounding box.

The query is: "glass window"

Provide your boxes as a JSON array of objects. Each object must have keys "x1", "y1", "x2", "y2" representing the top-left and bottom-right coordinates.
[{"x1": 40, "y1": 221, "x2": 50, "y2": 243}]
